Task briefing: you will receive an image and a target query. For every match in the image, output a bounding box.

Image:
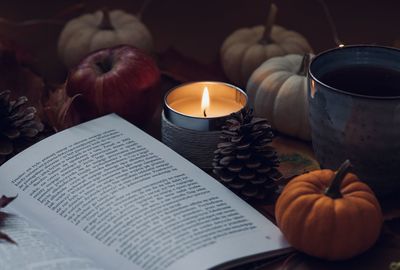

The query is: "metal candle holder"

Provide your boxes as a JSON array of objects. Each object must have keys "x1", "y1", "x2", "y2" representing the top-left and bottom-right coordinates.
[{"x1": 162, "y1": 81, "x2": 247, "y2": 170}]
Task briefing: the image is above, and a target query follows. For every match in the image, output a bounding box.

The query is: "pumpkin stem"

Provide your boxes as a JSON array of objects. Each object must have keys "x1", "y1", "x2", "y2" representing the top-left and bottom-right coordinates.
[
  {"x1": 298, "y1": 53, "x2": 311, "y2": 76},
  {"x1": 259, "y1": 2, "x2": 278, "y2": 44},
  {"x1": 325, "y1": 160, "x2": 352, "y2": 199},
  {"x1": 99, "y1": 8, "x2": 113, "y2": 30}
]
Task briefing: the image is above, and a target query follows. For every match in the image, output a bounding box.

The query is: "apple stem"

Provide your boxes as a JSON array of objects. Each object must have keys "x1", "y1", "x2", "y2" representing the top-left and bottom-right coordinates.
[
  {"x1": 259, "y1": 1, "x2": 278, "y2": 45},
  {"x1": 99, "y1": 8, "x2": 113, "y2": 30},
  {"x1": 96, "y1": 57, "x2": 113, "y2": 73}
]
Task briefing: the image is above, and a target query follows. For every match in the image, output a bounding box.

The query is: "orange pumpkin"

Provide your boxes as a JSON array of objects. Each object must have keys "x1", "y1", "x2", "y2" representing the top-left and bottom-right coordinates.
[{"x1": 275, "y1": 160, "x2": 383, "y2": 261}]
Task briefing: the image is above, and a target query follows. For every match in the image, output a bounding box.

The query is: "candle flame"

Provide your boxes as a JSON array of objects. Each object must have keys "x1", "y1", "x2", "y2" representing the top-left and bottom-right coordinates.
[
  {"x1": 201, "y1": 87, "x2": 210, "y2": 117},
  {"x1": 338, "y1": 43, "x2": 345, "y2": 48}
]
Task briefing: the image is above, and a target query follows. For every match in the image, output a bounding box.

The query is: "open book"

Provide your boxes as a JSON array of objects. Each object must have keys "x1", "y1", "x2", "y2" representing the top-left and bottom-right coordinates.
[{"x1": 0, "y1": 114, "x2": 290, "y2": 270}]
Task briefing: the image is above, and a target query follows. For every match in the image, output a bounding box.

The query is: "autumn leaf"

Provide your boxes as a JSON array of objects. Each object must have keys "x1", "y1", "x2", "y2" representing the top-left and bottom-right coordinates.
[
  {"x1": 0, "y1": 195, "x2": 17, "y2": 244},
  {"x1": 0, "y1": 195, "x2": 16, "y2": 208},
  {"x1": 42, "y1": 83, "x2": 81, "y2": 132}
]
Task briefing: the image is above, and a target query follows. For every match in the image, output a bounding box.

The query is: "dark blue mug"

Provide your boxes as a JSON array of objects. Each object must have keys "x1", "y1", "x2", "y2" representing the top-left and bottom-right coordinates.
[{"x1": 308, "y1": 45, "x2": 400, "y2": 197}]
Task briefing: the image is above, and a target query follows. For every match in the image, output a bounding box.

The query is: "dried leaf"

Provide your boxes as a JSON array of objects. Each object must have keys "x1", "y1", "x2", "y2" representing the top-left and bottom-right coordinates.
[
  {"x1": 43, "y1": 83, "x2": 81, "y2": 132},
  {"x1": 0, "y1": 195, "x2": 16, "y2": 208},
  {"x1": 0, "y1": 231, "x2": 16, "y2": 244},
  {"x1": 271, "y1": 136, "x2": 320, "y2": 181},
  {"x1": 0, "y1": 195, "x2": 16, "y2": 244}
]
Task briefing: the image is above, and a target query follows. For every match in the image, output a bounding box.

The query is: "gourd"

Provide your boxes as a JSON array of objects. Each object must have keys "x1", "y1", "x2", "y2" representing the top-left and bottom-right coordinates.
[
  {"x1": 58, "y1": 9, "x2": 153, "y2": 68},
  {"x1": 247, "y1": 54, "x2": 312, "y2": 141},
  {"x1": 220, "y1": 3, "x2": 312, "y2": 87},
  {"x1": 275, "y1": 160, "x2": 383, "y2": 261}
]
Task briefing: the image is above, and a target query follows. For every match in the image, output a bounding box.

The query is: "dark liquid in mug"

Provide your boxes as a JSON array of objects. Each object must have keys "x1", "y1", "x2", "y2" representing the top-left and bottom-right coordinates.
[{"x1": 319, "y1": 65, "x2": 400, "y2": 97}]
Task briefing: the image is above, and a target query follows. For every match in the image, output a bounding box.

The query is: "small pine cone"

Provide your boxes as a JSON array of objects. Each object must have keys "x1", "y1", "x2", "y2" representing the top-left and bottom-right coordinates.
[
  {"x1": 0, "y1": 90, "x2": 44, "y2": 164},
  {"x1": 212, "y1": 109, "x2": 282, "y2": 202}
]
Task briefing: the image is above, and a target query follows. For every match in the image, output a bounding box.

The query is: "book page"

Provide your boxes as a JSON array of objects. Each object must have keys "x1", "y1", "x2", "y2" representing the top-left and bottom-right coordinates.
[
  {"x1": 0, "y1": 209, "x2": 103, "y2": 270},
  {"x1": 0, "y1": 114, "x2": 289, "y2": 270}
]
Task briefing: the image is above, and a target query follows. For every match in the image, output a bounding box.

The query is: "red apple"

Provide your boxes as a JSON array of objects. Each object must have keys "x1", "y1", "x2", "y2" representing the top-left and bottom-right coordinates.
[{"x1": 66, "y1": 45, "x2": 160, "y2": 126}]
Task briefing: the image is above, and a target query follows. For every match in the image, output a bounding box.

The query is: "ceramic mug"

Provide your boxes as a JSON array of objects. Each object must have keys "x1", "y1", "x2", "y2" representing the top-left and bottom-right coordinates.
[{"x1": 308, "y1": 45, "x2": 400, "y2": 197}]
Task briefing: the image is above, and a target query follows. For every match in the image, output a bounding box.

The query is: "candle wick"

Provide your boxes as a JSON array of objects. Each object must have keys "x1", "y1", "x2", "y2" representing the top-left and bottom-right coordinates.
[{"x1": 203, "y1": 109, "x2": 207, "y2": 117}]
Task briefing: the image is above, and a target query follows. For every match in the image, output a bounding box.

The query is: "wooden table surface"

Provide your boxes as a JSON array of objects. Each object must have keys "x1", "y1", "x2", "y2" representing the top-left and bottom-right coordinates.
[{"x1": 1, "y1": 0, "x2": 400, "y2": 269}]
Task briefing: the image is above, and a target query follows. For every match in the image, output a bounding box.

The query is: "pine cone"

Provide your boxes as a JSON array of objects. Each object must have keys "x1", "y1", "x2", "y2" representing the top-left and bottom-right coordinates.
[
  {"x1": 212, "y1": 109, "x2": 282, "y2": 202},
  {"x1": 0, "y1": 90, "x2": 44, "y2": 164}
]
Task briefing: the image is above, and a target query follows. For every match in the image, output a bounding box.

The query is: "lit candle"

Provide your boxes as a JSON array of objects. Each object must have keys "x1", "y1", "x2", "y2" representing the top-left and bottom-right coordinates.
[
  {"x1": 164, "y1": 81, "x2": 247, "y2": 131},
  {"x1": 201, "y1": 87, "x2": 210, "y2": 117}
]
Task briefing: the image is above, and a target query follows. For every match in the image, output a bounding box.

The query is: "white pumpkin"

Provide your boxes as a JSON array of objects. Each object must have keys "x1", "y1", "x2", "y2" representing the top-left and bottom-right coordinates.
[
  {"x1": 221, "y1": 4, "x2": 312, "y2": 87},
  {"x1": 246, "y1": 54, "x2": 313, "y2": 141},
  {"x1": 58, "y1": 9, "x2": 153, "y2": 68}
]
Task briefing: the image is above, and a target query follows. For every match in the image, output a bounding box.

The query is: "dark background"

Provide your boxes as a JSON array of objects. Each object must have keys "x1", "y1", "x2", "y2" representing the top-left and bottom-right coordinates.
[{"x1": 0, "y1": 0, "x2": 399, "y2": 82}]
